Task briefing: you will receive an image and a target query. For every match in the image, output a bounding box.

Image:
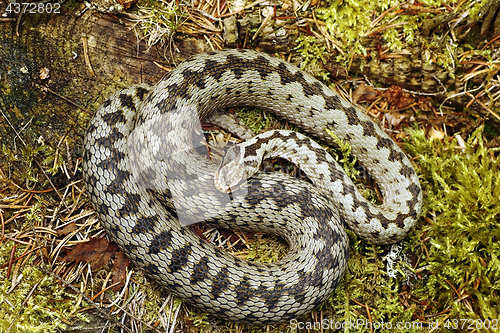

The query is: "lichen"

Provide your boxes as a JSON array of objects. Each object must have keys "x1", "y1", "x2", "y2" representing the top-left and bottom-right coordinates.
[{"x1": 324, "y1": 240, "x2": 420, "y2": 333}]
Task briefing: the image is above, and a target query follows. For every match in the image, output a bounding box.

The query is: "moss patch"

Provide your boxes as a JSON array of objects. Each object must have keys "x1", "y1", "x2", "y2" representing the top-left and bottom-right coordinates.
[
  {"x1": 406, "y1": 126, "x2": 500, "y2": 321},
  {"x1": 0, "y1": 241, "x2": 88, "y2": 333}
]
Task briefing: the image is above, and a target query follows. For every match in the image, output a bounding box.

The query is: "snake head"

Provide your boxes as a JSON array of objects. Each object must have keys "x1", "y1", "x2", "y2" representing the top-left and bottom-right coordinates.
[{"x1": 214, "y1": 145, "x2": 249, "y2": 193}]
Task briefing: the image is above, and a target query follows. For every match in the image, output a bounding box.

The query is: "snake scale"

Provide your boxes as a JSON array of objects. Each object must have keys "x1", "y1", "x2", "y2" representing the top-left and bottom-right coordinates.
[{"x1": 82, "y1": 49, "x2": 422, "y2": 325}]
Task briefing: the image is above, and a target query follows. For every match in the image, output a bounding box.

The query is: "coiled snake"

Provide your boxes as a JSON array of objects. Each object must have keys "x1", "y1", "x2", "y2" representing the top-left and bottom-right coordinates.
[{"x1": 82, "y1": 49, "x2": 422, "y2": 325}]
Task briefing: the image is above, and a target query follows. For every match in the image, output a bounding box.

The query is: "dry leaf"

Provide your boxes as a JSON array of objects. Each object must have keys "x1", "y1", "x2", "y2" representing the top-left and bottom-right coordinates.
[
  {"x1": 57, "y1": 223, "x2": 78, "y2": 237},
  {"x1": 352, "y1": 84, "x2": 377, "y2": 104},
  {"x1": 63, "y1": 238, "x2": 128, "y2": 291},
  {"x1": 323, "y1": 62, "x2": 348, "y2": 80},
  {"x1": 428, "y1": 127, "x2": 446, "y2": 140},
  {"x1": 111, "y1": 251, "x2": 130, "y2": 291},
  {"x1": 63, "y1": 237, "x2": 118, "y2": 270},
  {"x1": 417, "y1": 96, "x2": 434, "y2": 112},
  {"x1": 385, "y1": 112, "x2": 405, "y2": 128}
]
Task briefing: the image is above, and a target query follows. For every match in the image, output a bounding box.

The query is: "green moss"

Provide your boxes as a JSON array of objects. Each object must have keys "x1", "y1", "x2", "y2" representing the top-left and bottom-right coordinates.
[
  {"x1": 2, "y1": 143, "x2": 45, "y2": 185},
  {"x1": 246, "y1": 235, "x2": 288, "y2": 263},
  {"x1": 325, "y1": 128, "x2": 358, "y2": 179},
  {"x1": 468, "y1": 0, "x2": 492, "y2": 20},
  {"x1": 294, "y1": 36, "x2": 331, "y2": 81},
  {"x1": 41, "y1": 145, "x2": 65, "y2": 177},
  {"x1": 324, "y1": 240, "x2": 420, "y2": 333},
  {"x1": 317, "y1": 0, "x2": 460, "y2": 62},
  {"x1": 0, "y1": 241, "x2": 88, "y2": 333},
  {"x1": 305, "y1": 126, "x2": 499, "y2": 332},
  {"x1": 325, "y1": 128, "x2": 381, "y2": 204},
  {"x1": 405, "y1": 126, "x2": 500, "y2": 320},
  {"x1": 237, "y1": 107, "x2": 284, "y2": 134},
  {"x1": 62, "y1": 0, "x2": 80, "y2": 10},
  {"x1": 2, "y1": 140, "x2": 66, "y2": 188}
]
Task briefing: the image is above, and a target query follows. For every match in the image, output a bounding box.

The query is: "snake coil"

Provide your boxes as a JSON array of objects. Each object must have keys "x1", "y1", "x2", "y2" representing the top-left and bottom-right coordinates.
[{"x1": 82, "y1": 49, "x2": 422, "y2": 324}]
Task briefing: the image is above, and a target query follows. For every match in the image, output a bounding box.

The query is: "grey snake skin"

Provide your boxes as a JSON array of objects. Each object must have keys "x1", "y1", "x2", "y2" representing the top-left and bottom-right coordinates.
[{"x1": 82, "y1": 49, "x2": 422, "y2": 324}]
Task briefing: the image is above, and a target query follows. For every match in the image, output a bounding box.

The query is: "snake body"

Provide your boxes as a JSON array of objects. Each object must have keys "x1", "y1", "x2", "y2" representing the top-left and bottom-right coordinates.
[{"x1": 82, "y1": 49, "x2": 422, "y2": 324}]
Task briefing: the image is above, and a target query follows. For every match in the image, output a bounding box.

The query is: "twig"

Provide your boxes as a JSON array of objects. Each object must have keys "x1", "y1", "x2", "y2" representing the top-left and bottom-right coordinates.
[
  {"x1": 252, "y1": 10, "x2": 272, "y2": 40},
  {"x1": 217, "y1": 0, "x2": 268, "y2": 18},
  {"x1": 6, "y1": 244, "x2": 16, "y2": 279},
  {"x1": 466, "y1": 91, "x2": 500, "y2": 121},
  {"x1": 438, "y1": 84, "x2": 484, "y2": 113},
  {"x1": 373, "y1": 86, "x2": 447, "y2": 97},
  {"x1": 366, "y1": 22, "x2": 407, "y2": 37},
  {"x1": 16, "y1": 10, "x2": 23, "y2": 36},
  {"x1": 0, "y1": 210, "x2": 4, "y2": 238},
  {"x1": 168, "y1": 300, "x2": 182, "y2": 333},
  {"x1": 37, "y1": 84, "x2": 93, "y2": 115},
  {"x1": 482, "y1": 34, "x2": 500, "y2": 50},
  {"x1": 371, "y1": 3, "x2": 404, "y2": 27},
  {"x1": 82, "y1": 37, "x2": 95, "y2": 77}
]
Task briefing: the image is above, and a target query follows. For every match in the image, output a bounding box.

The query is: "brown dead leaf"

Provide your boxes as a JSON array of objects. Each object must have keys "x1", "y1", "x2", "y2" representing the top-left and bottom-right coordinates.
[
  {"x1": 352, "y1": 84, "x2": 377, "y2": 104},
  {"x1": 63, "y1": 238, "x2": 128, "y2": 291},
  {"x1": 417, "y1": 96, "x2": 434, "y2": 112},
  {"x1": 385, "y1": 112, "x2": 406, "y2": 128},
  {"x1": 63, "y1": 237, "x2": 119, "y2": 270},
  {"x1": 57, "y1": 223, "x2": 78, "y2": 237},
  {"x1": 40, "y1": 247, "x2": 50, "y2": 262},
  {"x1": 111, "y1": 251, "x2": 131, "y2": 292}
]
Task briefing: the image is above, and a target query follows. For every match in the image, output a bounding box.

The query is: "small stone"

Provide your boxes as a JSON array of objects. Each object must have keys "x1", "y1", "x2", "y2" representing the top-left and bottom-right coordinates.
[{"x1": 223, "y1": 16, "x2": 239, "y2": 46}]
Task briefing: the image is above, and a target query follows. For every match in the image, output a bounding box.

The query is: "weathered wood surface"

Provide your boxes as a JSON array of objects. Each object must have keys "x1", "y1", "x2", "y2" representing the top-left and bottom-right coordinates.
[{"x1": 0, "y1": 6, "x2": 209, "y2": 158}]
